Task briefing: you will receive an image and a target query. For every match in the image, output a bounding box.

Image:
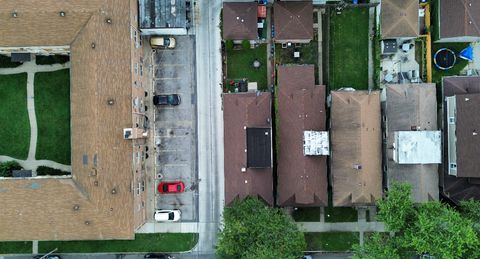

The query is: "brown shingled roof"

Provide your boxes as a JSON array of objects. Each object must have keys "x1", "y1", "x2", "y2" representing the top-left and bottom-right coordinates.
[
  {"x1": 442, "y1": 76, "x2": 480, "y2": 204},
  {"x1": 277, "y1": 65, "x2": 328, "y2": 207},
  {"x1": 0, "y1": 1, "x2": 100, "y2": 47},
  {"x1": 439, "y1": 0, "x2": 480, "y2": 39},
  {"x1": 273, "y1": 1, "x2": 313, "y2": 42},
  {"x1": 0, "y1": 0, "x2": 140, "y2": 240},
  {"x1": 331, "y1": 91, "x2": 382, "y2": 207},
  {"x1": 223, "y1": 2, "x2": 258, "y2": 40},
  {"x1": 385, "y1": 84, "x2": 439, "y2": 203},
  {"x1": 381, "y1": 0, "x2": 419, "y2": 38},
  {"x1": 223, "y1": 92, "x2": 274, "y2": 206}
]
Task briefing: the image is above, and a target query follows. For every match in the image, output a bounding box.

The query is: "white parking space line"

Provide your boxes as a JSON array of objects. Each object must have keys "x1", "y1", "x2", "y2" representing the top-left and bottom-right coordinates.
[
  {"x1": 155, "y1": 77, "x2": 180, "y2": 80},
  {"x1": 156, "y1": 64, "x2": 186, "y2": 67}
]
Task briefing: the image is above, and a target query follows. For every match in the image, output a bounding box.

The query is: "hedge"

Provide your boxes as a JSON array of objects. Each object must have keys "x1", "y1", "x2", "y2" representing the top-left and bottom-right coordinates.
[{"x1": 36, "y1": 166, "x2": 70, "y2": 176}]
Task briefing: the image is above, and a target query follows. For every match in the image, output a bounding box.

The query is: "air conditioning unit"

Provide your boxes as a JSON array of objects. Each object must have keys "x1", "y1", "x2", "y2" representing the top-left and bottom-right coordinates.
[{"x1": 123, "y1": 128, "x2": 133, "y2": 139}]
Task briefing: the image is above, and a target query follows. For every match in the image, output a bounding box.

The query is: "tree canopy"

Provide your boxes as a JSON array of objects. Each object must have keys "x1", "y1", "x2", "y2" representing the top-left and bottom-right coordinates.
[
  {"x1": 377, "y1": 182, "x2": 414, "y2": 232},
  {"x1": 216, "y1": 197, "x2": 306, "y2": 259},
  {"x1": 354, "y1": 182, "x2": 480, "y2": 259}
]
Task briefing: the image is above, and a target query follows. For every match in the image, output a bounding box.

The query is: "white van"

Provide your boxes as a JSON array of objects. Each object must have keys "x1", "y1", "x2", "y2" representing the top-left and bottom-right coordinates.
[
  {"x1": 154, "y1": 209, "x2": 181, "y2": 222},
  {"x1": 150, "y1": 37, "x2": 176, "y2": 49}
]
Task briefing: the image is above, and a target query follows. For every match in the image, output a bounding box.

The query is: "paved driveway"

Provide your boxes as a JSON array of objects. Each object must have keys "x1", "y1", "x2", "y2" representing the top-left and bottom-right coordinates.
[{"x1": 154, "y1": 36, "x2": 197, "y2": 222}]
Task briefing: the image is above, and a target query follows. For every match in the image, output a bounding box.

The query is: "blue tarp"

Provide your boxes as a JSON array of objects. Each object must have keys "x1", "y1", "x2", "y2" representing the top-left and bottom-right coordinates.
[{"x1": 460, "y1": 46, "x2": 473, "y2": 61}]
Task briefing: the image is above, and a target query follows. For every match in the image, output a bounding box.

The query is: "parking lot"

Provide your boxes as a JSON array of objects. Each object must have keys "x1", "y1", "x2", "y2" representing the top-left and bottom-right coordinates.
[{"x1": 154, "y1": 36, "x2": 197, "y2": 222}]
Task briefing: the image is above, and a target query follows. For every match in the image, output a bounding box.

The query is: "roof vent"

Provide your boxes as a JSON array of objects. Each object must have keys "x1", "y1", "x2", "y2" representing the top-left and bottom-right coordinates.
[
  {"x1": 84, "y1": 221, "x2": 91, "y2": 225},
  {"x1": 91, "y1": 42, "x2": 96, "y2": 49},
  {"x1": 241, "y1": 167, "x2": 246, "y2": 172},
  {"x1": 107, "y1": 98, "x2": 115, "y2": 105},
  {"x1": 353, "y1": 164, "x2": 362, "y2": 170},
  {"x1": 473, "y1": 130, "x2": 478, "y2": 136},
  {"x1": 465, "y1": 97, "x2": 470, "y2": 101},
  {"x1": 11, "y1": 12, "x2": 17, "y2": 18},
  {"x1": 111, "y1": 188, "x2": 117, "y2": 194},
  {"x1": 59, "y1": 11, "x2": 66, "y2": 17},
  {"x1": 105, "y1": 18, "x2": 112, "y2": 24},
  {"x1": 73, "y1": 205, "x2": 80, "y2": 211}
]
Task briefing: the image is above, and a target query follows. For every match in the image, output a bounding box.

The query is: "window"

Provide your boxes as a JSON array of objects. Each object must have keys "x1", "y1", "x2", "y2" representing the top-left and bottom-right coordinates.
[
  {"x1": 134, "y1": 63, "x2": 138, "y2": 74},
  {"x1": 140, "y1": 64, "x2": 143, "y2": 76}
]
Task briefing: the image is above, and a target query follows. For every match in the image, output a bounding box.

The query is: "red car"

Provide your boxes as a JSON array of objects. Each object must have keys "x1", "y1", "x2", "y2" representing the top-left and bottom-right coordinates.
[{"x1": 158, "y1": 181, "x2": 185, "y2": 193}]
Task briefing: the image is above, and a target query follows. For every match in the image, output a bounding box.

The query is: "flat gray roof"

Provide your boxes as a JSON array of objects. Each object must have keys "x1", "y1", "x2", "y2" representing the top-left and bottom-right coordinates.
[{"x1": 139, "y1": 0, "x2": 187, "y2": 29}]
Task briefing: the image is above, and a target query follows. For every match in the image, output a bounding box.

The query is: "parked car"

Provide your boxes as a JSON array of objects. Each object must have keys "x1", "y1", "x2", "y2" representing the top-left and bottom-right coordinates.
[
  {"x1": 144, "y1": 254, "x2": 173, "y2": 259},
  {"x1": 158, "y1": 181, "x2": 185, "y2": 193},
  {"x1": 33, "y1": 255, "x2": 61, "y2": 259},
  {"x1": 154, "y1": 209, "x2": 181, "y2": 222},
  {"x1": 150, "y1": 36, "x2": 176, "y2": 49},
  {"x1": 153, "y1": 94, "x2": 181, "y2": 106}
]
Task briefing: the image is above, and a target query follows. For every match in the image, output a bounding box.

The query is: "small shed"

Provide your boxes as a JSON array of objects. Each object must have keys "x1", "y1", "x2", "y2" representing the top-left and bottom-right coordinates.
[
  {"x1": 11, "y1": 53, "x2": 31, "y2": 63},
  {"x1": 12, "y1": 170, "x2": 33, "y2": 178}
]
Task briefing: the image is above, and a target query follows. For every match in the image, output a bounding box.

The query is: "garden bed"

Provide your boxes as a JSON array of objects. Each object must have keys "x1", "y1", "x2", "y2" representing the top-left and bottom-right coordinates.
[
  {"x1": 35, "y1": 55, "x2": 70, "y2": 65},
  {"x1": 0, "y1": 55, "x2": 23, "y2": 68}
]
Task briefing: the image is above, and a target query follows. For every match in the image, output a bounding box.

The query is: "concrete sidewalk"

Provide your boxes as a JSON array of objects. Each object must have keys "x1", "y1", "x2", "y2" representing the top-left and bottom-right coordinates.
[
  {"x1": 297, "y1": 221, "x2": 386, "y2": 233},
  {"x1": 136, "y1": 222, "x2": 217, "y2": 233}
]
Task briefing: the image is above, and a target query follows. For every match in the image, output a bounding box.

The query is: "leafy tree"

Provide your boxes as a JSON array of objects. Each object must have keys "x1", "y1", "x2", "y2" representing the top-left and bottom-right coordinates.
[
  {"x1": 241, "y1": 39, "x2": 250, "y2": 50},
  {"x1": 217, "y1": 197, "x2": 306, "y2": 259},
  {"x1": 352, "y1": 233, "x2": 401, "y2": 259},
  {"x1": 461, "y1": 199, "x2": 480, "y2": 224},
  {"x1": 0, "y1": 161, "x2": 22, "y2": 177},
  {"x1": 404, "y1": 202, "x2": 478, "y2": 259},
  {"x1": 225, "y1": 40, "x2": 234, "y2": 51},
  {"x1": 377, "y1": 182, "x2": 415, "y2": 232},
  {"x1": 355, "y1": 183, "x2": 480, "y2": 259}
]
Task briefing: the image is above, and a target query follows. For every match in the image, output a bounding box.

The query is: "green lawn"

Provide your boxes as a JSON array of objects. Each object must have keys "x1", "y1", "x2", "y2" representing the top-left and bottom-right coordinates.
[
  {"x1": 275, "y1": 32, "x2": 319, "y2": 84},
  {"x1": 325, "y1": 207, "x2": 358, "y2": 222},
  {"x1": 432, "y1": 42, "x2": 470, "y2": 84},
  {"x1": 39, "y1": 233, "x2": 198, "y2": 253},
  {"x1": 329, "y1": 7, "x2": 369, "y2": 90},
  {"x1": 0, "y1": 241, "x2": 32, "y2": 254},
  {"x1": 292, "y1": 207, "x2": 320, "y2": 222},
  {"x1": 305, "y1": 232, "x2": 359, "y2": 251},
  {"x1": 0, "y1": 73, "x2": 30, "y2": 159},
  {"x1": 34, "y1": 69, "x2": 71, "y2": 165},
  {"x1": 226, "y1": 44, "x2": 268, "y2": 91}
]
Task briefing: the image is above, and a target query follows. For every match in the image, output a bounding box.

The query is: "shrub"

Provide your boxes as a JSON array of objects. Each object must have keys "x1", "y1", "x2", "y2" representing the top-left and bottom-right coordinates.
[
  {"x1": 36, "y1": 166, "x2": 70, "y2": 176},
  {"x1": 225, "y1": 40, "x2": 234, "y2": 51},
  {"x1": 0, "y1": 161, "x2": 22, "y2": 177},
  {"x1": 241, "y1": 39, "x2": 250, "y2": 50},
  {"x1": 0, "y1": 55, "x2": 22, "y2": 68},
  {"x1": 36, "y1": 55, "x2": 70, "y2": 65}
]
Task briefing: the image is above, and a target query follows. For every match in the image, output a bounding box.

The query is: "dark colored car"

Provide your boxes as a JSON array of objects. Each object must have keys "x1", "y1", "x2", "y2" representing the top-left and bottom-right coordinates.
[
  {"x1": 158, "y1": 181, "x2": 185, "y2": 193},
  {"x1": 153, "y1": 94, "x2": 181, "y2": 106},
  {"x1": 144, "y1": 254, "x2": 173, "y2": 259}
]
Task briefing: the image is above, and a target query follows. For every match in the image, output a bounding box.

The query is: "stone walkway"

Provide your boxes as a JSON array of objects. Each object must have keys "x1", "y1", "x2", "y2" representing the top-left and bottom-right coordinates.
[
  {"x1": 0, "y1": 58, "x2": 71, "y2": 173},
  {"x1": 367, "y1": 7, "x2": 375, "y2": 90}
]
